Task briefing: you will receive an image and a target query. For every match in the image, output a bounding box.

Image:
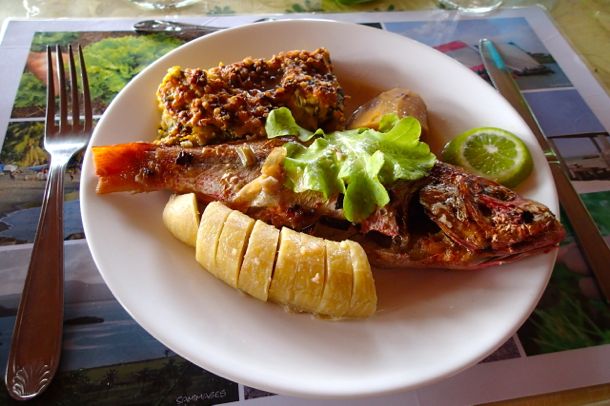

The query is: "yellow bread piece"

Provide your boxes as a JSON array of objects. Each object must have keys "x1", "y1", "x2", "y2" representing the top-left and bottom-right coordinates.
[
  {"x1": 237, "y1": 220, "x2": 280, "y2": 301},
  {"x1": 268, "y1": 227, "x2": 301, "y2": 305},
  {"x1": 345, "y1": 241, "x2": 377, "y2": 318},
  {"x1": 291, "y1": 233, "x2": 326, "y2": 313},
  {"x1": 195, "y1": 202, "x2": 232, "y2": 276},
  {"x1": 162, "y1": 193, "x2": 200, "y2": 247},
  {"x1": 317, "y1": 240, "x2": 353, "y2": 318},
  {"x1": 215, "y1": 210, "x2": 255, "y2": 288}
]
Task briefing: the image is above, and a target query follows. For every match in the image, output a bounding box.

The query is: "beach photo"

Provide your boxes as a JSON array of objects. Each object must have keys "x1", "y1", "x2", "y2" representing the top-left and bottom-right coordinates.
[{"x1": 384, "y1": 17, "x2": 572, "y2": 90}]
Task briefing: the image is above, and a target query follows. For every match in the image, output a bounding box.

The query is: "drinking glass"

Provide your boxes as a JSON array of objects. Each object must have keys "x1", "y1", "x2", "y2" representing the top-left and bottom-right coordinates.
[{"x1": 437, "y1": 0, "x2": 503, "y2": 13}]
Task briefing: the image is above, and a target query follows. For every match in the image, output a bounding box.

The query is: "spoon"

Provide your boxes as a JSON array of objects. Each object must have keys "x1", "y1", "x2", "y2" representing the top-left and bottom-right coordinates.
[
  {"x1": 133, "y1": 19, "x2": 224, "y2": 35},
  {"x1": 133, "y1": 17, "x2": 276, "y2": 35}
]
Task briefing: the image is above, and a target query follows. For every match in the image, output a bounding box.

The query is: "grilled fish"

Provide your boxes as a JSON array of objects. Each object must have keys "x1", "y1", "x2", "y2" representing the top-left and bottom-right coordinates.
[{"x1": 92, "y1": 140, "x2": 565, "y2": 270}]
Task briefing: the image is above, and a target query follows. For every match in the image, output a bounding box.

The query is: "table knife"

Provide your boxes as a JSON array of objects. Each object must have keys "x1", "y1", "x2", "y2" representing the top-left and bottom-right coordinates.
[{"x1": 479, "y1": 38, "x2": 610, "y2": 302}]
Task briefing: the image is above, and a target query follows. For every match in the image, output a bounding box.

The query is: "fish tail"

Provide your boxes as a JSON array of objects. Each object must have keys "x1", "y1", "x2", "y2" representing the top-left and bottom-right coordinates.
[{"x1": 92, "y1": 142, "x2": 156, "y2": 194}]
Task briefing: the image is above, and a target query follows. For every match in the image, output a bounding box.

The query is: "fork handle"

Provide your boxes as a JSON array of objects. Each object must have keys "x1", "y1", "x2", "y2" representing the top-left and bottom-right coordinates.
[{"x1": 5, "y1": 161, "x2": 67, "y2": 400}]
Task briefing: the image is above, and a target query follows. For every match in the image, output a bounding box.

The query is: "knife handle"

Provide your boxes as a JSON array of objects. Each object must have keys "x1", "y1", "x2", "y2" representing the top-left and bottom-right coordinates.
[{"x1": 549, "y1": 162, "x2": 610, "y2": 299}]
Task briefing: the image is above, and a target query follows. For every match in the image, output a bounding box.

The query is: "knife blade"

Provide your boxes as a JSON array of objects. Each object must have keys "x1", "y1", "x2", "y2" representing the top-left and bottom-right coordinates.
[{"x1": 479, "y1": 38, "x2": 610, "y2": 302}]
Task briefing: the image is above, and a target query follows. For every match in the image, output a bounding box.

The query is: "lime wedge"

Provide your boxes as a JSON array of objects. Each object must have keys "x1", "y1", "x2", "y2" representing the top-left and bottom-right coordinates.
[{"x1": 442, "y1": 127, "x2": 533, "y2": 188}]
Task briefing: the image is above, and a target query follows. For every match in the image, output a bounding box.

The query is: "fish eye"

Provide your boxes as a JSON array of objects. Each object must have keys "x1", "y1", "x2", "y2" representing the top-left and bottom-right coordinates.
[{"x1": 522, "y1": 211, "x2": 534, "y2": 224}]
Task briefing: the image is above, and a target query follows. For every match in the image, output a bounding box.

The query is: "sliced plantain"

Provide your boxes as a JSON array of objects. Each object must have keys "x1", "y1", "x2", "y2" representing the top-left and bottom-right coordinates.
[
  {"x1": 268, "y1": 227, "x2": 301, "y2": 306},
  {"x1": 291, "y1": 233, "x2": 326, "y2": 313},
  {"x1": 178, "y1": 200, "x2": 377, "y2": 319},
  {"x1": 345, "y1": 240, "x2": 377, "y2": 318},
  {"x1": 215, "y1": 210, "x2": 255, "y2": 288},
  {"x1": 317, "y1": 240, "x2": 353, "y2": 318},
  {"x1": 238, "y1": 220, "x2": 280, "y2": 301},
  {"x1": 195, "y1": 201, "x2": 232, "y2": 277},
  {"x1": 162, "y1": 193, "x2": 200, "y2": 247}
]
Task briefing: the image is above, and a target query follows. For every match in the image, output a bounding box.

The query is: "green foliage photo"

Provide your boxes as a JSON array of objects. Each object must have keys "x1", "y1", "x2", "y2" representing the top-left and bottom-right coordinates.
[
  {"x1": 30, "y1": 32, "x2": 80, "y2": 52},
  {"x1": 0, "y1": 122, "x2": 46, "y2": 167},
  {"x1": 581, "y1": 191, "x2": 610, "y2": 236},
  {"x1": 13, "y1": 72, "x2": 46, "y2": 109},
  {"x1": 83, "y1": 33, "x2": 183, "y2": 106},
  {"x1": 559, "y1": 191, "x2": 610, "y2": 245},
  {"x1": 12, "y1": 32, "x2": 185, "y2": 117},
  {"x1": 526, "y1": 263, "x2": 610, "y2": 353}
]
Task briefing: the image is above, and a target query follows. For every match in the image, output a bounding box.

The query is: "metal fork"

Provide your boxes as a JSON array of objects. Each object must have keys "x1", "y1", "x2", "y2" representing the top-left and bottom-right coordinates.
[{"x1": 4, "y1": 44, "x2": 92, "y2": 400}]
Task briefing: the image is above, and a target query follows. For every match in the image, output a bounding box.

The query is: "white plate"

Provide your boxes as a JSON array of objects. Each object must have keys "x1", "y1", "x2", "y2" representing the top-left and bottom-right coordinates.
[{"x1": 81, "y1": 19, "x2": 559, "y2": 398}]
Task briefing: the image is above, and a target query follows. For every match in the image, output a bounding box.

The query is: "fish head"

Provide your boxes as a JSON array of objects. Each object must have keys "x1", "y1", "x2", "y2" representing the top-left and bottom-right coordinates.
[{"x1": 417, "y1": 162, "x2": 565, "y2": 265}]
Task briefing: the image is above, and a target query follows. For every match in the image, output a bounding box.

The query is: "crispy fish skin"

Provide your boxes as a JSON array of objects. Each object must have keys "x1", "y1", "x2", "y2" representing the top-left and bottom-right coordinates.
[
  {"x1": 420, "y1": 163, "x2": 564, "y2": 255},
  {"x1": 92, "y1": 142, "x2": 565, "y2": 270},
  {"x1": 156, "y1": 48, "x2": 345, "y2": 147},
  {"x1": 360, "y1": 163, "x2": 566, "y2": 269},
  {"x1": 93, "y1": 141, "x2": 268, "y2": 198},
  {"x1": 93, "y1": 140, "x2": 345, "y2": 231},
  {"x1": 93, "y1": 141, "x2": 403, "y2": 235}
]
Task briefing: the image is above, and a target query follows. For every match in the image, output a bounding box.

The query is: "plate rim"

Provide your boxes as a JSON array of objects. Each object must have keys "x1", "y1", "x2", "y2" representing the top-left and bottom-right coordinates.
[{"x1": 81, "y1": 18, "x2": 559, "y2": 398}]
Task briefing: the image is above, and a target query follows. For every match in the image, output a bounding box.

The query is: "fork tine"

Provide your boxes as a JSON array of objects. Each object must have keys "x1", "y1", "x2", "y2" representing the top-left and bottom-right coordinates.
[
  {"x1": 78, "y1": 45, "x2": 93, "y2": 133},
  {"x1": 45, "y1": 46, "x2": 56, "y2": 136},
  {"x1": 67, "y1": 45, "x2": 80, "y2": 132},
  {"x1": 56, "y1": 44, "x2": 68, "y2": 134}
]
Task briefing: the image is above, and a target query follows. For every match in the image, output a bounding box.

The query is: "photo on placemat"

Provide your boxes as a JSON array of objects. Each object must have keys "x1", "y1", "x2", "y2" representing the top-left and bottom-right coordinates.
[
  {"x1": 0, "y1": 120, "x2": 80, "y2": 244},
  {"x1": 1, "y1": 30, "x2": 193, "y2": 246},
  {"x1": 523, "y1": 89, "x2": 606, "y2": 138},
  {"x1": 243, "y1": 386, "x2": 276, "y2": 400},
  {"x1": 10, "y1": 31, "x2": 186, "y2": 120},
  {"x1": 522, "y1": 88, "x2": 610, "y2": 186},
  {"x1": 553, "y1": 134, "x2": 610, "y2": 182},
  {"x1": 517, "y1": 190, "x2": 610, "y2": 356},
  {"x1": 383, "y1": 17, "x2": 572, "y2": 91},
  {"x1": 0, "y1": 120, "x2": 85, "y2": 245},
  {"x1": 0, "y1": 240, "x2": 240, "y2": 405}
]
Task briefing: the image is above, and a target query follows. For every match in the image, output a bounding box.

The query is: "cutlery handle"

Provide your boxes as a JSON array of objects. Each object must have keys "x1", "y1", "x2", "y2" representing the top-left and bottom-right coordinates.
[
  {"x1": 133, "y1": 19, "x2": 222, "y2": 34},
  {"x1": 5, "y1": 162, "x2": 66, "y2": 400},
  {"x1": 549, "y1": 162, "x2": 610, "y2": 298}
]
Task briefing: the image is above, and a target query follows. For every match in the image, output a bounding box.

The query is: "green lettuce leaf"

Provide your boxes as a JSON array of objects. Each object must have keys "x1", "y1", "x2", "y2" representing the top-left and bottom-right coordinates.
[
  {"x1": 266, "y1": 107, "x2": 320, "y2": 142},
  {"x1": 265, "y1": 109, "x2": 437, "y2": 223}
]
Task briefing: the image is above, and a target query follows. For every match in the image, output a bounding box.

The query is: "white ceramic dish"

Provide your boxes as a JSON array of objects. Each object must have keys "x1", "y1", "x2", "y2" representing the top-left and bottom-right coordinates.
[{"x1": 81, "y1": 19, "x2": 559, "y2": 398}]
